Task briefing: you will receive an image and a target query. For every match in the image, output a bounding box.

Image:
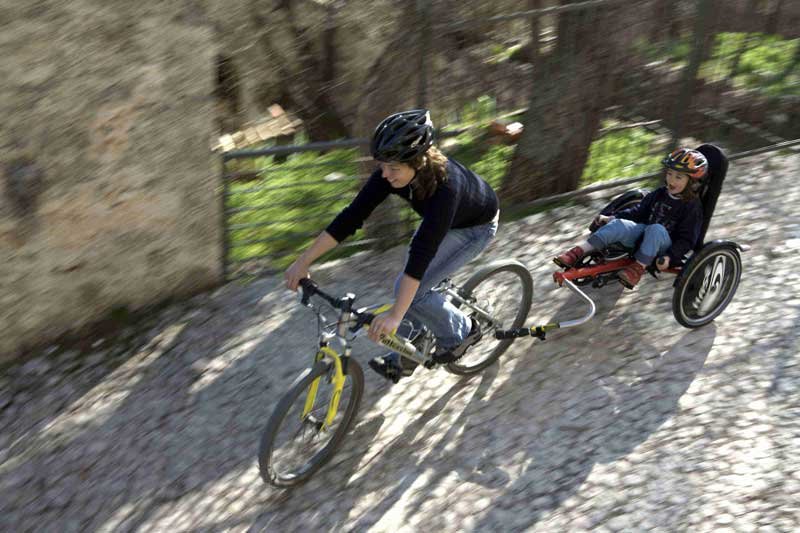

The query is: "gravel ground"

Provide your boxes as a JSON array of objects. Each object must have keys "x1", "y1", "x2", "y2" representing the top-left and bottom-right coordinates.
[{"x1": 2, "y1": 152, "x2": 799, "y2": 532}]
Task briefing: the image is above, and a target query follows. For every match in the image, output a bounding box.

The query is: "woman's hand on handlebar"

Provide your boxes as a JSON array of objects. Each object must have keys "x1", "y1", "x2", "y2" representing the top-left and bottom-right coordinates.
[
  {"x1": 285, "y1": 258, "x2": 310, "y2": 291},
  {"x1": 368, "y1": 308, "x2": 403, "y2": 343}
]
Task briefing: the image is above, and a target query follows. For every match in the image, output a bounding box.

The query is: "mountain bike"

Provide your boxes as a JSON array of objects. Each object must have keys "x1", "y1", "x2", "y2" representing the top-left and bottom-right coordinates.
[{"x1": 258, "y1": 259, "x2": 533, "y2": 487}]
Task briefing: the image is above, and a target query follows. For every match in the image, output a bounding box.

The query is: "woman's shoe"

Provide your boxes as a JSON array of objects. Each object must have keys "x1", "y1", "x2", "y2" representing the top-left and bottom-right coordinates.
[
  {"x1": 432, "y1": 317, "x2": 482, "y2": 364},
  {"x1": 368, "y1": 353, "x2": 418, "y2": 383}
]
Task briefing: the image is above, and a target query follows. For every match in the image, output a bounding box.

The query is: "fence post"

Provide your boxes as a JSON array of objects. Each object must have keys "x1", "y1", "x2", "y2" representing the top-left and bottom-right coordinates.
[
  {"x1": 220, "y1": 155, "x2": 230, "y2": 281},
  {"x1": 416, "y1": 0, "x2": 432, "y2": 108},
  {"x1": 670, "y1": 0, "x2": 712, "y2": 149}
]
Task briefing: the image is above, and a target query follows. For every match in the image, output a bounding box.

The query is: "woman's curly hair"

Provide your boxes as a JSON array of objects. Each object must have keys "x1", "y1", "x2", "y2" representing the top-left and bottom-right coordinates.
[{"x1": 407, "y1": 146, "x2": 448, "y2": 200}]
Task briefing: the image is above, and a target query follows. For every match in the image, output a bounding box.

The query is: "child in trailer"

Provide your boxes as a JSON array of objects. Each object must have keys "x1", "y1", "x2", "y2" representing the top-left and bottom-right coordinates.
[{"x1": 554, "y1": 148, "x2": 708, "y2": 288}]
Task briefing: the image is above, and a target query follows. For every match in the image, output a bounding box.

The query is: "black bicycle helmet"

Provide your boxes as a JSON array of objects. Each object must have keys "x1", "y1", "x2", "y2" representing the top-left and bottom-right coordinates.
[{"x1": 370, "y1": 109, "x2": 434, "y2": 162}]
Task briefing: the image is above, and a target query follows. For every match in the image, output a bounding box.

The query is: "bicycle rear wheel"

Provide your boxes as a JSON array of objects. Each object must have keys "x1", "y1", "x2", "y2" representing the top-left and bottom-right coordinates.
[
  {"x1": 446, "y1": 260, "x2": 533, "y2": 375},
  {"x1": 258, "y1": 358, "x2": 364, "y2": 487}
]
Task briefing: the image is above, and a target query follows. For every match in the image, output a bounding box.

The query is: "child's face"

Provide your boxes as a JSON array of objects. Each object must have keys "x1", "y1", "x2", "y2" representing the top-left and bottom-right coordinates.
[{"x1": 665, "y1": 169, "x2": 690, "y2": 195}]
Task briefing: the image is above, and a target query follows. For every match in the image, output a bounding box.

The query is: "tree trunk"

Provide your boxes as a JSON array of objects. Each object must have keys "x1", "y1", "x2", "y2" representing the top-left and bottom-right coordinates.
[
  {"x1": 728, "y1": 1, "x2": 760, "y2": 78},
  {"x1": 353, "y1": 9, "x2": 426, "y2": 138},
  {"x1": 765, "y1": 0, "x2": 786, "y2": 35},
  {"x1": 214, "y1": 54, "x2": 244, "y2": 134},
  {"x1": 650, "y1": 0, "x2": 681, "y2": 42},
  {"x1": 528, "y1": 0, "x2": 542, "y2": 69},
  {"x1": 250, "y1": 0, "x2": 350, "y2": 141},
  {"x1": 501, "y1": 1, "x2": 619, "y2": 205},
  {"x1": 352, "y1": 7, "x2": 425, "y2": 244}
]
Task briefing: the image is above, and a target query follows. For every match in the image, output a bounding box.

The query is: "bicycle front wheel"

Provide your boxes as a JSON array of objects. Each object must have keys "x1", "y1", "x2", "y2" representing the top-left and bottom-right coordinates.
[
  {"x1": 447, "y1": 260, "x2": 533, "y2": 375},
  {"x1": 258, "y1": 358, "x2": 364, "y2": 487}
]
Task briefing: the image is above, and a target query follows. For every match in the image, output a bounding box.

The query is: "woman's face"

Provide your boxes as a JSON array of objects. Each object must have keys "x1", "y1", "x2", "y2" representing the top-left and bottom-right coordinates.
[
  {"x1": 665, "y1": 169, "x2": 690, "y2": 195},
  {"x1": 379, "y1": 161, "x2": 415, "y2": 188}
]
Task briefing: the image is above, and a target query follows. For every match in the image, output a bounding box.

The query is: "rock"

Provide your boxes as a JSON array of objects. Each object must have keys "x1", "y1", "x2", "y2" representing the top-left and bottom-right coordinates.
[{"x1": 20, "y1": 358, "x2": 51, "y2": 376}]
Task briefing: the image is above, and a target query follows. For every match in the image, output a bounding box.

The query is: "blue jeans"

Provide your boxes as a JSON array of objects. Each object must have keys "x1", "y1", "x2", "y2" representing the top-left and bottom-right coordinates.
[
  {"x1": 394, "y1": 212, "x2": 499, "y2": 350},
  {"x1": 587, "y1": 219, "x2": 671, "y2": 265}
]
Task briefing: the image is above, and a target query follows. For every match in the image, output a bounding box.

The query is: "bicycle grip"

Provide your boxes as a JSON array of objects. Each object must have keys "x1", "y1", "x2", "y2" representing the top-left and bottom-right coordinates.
[
  {"x1": 494, "y1": 327, "x2": 531, "y2": 339},
  {"x1": 298, "y1": 278, "x2": 317, "y2": 306}
]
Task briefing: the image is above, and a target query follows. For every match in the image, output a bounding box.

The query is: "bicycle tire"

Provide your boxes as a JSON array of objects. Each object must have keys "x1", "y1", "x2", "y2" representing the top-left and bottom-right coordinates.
[
  {"x1": 446, "y1": 260, "x2": 533, "y2": 375},
  {"x1": 258, "y1": 358, "x2": 364, "y2": 487},
  {"x1": 672, "y1": 243, "x2": 742, "y2": 328}
]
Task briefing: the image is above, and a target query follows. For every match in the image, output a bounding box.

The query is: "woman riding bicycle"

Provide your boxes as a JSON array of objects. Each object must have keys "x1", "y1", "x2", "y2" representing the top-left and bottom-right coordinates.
[{"x1": 284, "y1": 109, "x2": 500, "y2": 383}]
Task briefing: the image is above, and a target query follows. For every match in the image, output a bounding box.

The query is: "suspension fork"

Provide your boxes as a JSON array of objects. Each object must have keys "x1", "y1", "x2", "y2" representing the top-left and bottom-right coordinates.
[{"x1": 302, "y1": 346, "x2": 347, "y2": 429}]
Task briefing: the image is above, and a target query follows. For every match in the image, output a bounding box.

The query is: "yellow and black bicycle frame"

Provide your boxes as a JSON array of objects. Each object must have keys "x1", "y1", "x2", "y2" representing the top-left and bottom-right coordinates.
[{"x1": 300, "y1": 303, "x2": 394, "y2": 430}]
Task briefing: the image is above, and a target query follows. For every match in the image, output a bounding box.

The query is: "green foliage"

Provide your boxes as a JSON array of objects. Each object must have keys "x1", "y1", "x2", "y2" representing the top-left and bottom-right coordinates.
[
  {"x1": 443, "y1": 95, "x2": 517, "y2": 188},
  {"x1": 224, "y1": 95, "x2": 681, "y2": 273},
  {"x1": 580, "y1": 124, "x2": 661, "y2": 186},
  {"x1": 457, "y1": 95, "x2": 497, "y2": 128},
  {"x1": 470, "y1": 144, "x2": 515, "y2": 190},
  {"x1": 704, "y1": 33, "x2": 800, "y2": 97},
  {"x1": 633, "y1": 35, "x2": 692, "y2": 67},
  {"x1": 445, "y1": 132, "x2": 513, "y2": 191},
  {"x1": 487, "y1": 42, "x2": 524, "y2": 64},
  {"x1": 226, "y1": 148, "x2": 365, "y2": 270},
  {"x1": 636, "y1": 32, "x2": 799, "y2": 98}
]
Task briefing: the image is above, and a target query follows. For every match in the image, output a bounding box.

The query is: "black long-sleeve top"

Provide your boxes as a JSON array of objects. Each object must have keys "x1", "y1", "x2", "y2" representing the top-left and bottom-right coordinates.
[
  {"x1": 326, "y1": 159, "x2": 499, "y2": 280},
  {"x1": 615, "y1": 186, "x2": 703, "y2": 264}
]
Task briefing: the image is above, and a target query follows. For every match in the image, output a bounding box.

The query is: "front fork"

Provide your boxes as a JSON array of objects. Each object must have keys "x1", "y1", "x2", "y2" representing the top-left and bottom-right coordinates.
[{"x1": 302, "y1": 345, "x2": 348, "y2": 430}]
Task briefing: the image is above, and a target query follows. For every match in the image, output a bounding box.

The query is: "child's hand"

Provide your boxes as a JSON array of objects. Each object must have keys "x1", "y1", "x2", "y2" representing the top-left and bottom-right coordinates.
[
  {"x1": 656, "y1": 256, "x2": 670, "y2": 271},
  {"x1": 594, "y1": 214, "x2": 613, "y2": 227}
]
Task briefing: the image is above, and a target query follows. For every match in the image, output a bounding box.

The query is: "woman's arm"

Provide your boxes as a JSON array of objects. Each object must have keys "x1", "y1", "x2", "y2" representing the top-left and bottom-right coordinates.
[
  {"x1": 367, "y1": 186, "x2": 457, "y2": 341},
  {"x1": 284, "y1": 231, "x2": 339, "y2": 290},
  {"x1": 367, "y1": 274, "x2": 420, "y2": 342},
  {"x1": 286, "y1": 171, "x2": 390, "y2": 291}
]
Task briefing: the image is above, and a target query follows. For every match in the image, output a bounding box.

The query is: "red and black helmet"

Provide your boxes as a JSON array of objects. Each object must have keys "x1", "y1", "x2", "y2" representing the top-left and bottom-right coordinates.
[
  {"x1": 370, "y1": 109, "x2": 434, "y2": 162},
  {"x1": 662, "y1": 148, "x2": 708, "y2": 180}
]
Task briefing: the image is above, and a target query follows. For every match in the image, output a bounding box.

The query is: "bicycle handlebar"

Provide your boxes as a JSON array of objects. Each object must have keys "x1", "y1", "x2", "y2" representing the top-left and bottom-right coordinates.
[
  {"x1": 299, "y1": 278, "x2": 375, "y2": 332},
  {"x1": 299, "y1": 278, "x2": 337, "y2": 307}
]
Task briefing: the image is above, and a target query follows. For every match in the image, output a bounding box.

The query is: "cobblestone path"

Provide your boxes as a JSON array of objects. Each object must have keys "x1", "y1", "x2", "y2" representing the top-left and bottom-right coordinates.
[{"x1": 2, "y1": 153, "x2": 799, "y2": 532}]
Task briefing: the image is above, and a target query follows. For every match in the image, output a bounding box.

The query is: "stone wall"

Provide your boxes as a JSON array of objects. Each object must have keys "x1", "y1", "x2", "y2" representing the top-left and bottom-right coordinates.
[{"x1": 0, "y1": 2, "x2": 222, "y2": 361}]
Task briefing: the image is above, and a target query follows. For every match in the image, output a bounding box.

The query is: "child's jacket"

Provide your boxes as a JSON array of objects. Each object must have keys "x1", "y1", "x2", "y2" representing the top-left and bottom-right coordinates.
[{"x1": 615, "y1": 186, "x2": 703, "y2": 264}]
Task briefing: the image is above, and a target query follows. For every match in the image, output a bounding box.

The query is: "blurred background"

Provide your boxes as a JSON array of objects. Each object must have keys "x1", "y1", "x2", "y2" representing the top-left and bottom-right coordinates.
[
  {"x1": 219, "y1": 0, "x2": 800, "y2": 278},
  {"x1": 1, "y1": 0, "x2": 799, "y2": 358},
  {"x1": 2, "y1": 3, "x2": 800, "y2": 532}
]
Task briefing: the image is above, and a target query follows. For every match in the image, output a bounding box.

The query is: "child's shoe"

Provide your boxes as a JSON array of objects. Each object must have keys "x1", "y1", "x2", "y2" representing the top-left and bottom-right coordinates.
[
  {"x1": 554, "y1": 246, "x2": 585, "y2": 268},
  {"x1": 618, "y1": 262, "x2": 646, "y2": 289}
]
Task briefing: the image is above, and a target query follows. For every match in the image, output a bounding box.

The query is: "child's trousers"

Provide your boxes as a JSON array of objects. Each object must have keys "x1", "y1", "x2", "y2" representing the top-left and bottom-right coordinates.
[{"x1": 587, "y1": 219, "x2": 672, "y2": 265}]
